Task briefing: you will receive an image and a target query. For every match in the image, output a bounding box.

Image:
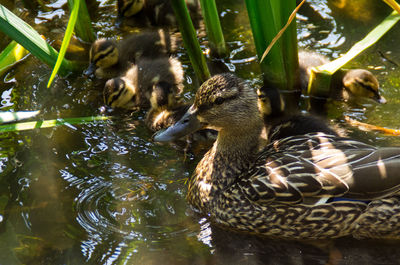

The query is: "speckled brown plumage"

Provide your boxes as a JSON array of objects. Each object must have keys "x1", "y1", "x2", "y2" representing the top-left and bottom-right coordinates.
[{"x1": 154, "y1": 73, "x2": 400, "y2": 239}]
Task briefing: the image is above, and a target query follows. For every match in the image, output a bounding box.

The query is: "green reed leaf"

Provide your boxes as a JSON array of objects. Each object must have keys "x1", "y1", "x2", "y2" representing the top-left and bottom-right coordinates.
[
  {"x1": 199, "y1": 0, "x2": 227, "y2": 57},
  {"x1": 0, "y1": 116, "x2": 109, "y2": 133},
  {"x1": 67, "y1": 0, "x2": 95, "y2": 43},
  {"x1": 171, "y1": 0, "x2": 210, "y2": 83},
  {"x1": 245, "y1": 0, "x2": 287, "y2": 89},
  {"x1": 0, "y1": 40, "x2": 29, "y2": 76},
  {"x1": 0, "y1": 4, "x2": 80, "y2": 75},
  {"x1": 47, "y1": 0, "x2": 80, "y2": 88}
]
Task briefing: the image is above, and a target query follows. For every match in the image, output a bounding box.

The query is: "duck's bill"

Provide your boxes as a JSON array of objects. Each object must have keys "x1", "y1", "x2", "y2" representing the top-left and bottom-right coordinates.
[
  {"x1": 153, "y1": 106, "x2": 203, "y2": 142},
  {"x1": 375, "y1": 95, "x2": 387, "y2": 104},
  {"x1": 84, "y1": 62, "x2": 95, "y2": 76}
]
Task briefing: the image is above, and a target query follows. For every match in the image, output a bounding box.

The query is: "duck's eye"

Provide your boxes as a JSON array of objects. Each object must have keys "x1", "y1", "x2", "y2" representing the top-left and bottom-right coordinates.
[{"x1": 214, "y1": 97, "x2": 224, "y2": 105}]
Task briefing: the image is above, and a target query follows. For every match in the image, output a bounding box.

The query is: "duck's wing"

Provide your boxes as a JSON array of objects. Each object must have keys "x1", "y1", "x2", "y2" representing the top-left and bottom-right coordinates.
[{"x1": 239, "y1": 133, "x2": 400, "y2": 205}]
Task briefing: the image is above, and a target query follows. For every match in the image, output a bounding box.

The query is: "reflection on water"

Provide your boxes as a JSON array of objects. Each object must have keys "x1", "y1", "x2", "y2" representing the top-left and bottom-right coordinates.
[{"x1": 1, "y1": 0, "x2": 400, "y2": 264}]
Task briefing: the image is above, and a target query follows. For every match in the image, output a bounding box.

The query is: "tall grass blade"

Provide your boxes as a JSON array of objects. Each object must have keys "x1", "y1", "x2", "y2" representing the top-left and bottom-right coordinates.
[
  {"x1": 245, "y1": 0, "x2": 286, "y2": 89},
  {"x1": 0, "y1": 116, "x2": 108, "y2": 133},
  {"x1": 199, "y1": 0, "x2": 226, "y2": 57},
  {"x1": 171, "y1": 0, "x2": 210, "y2": 83},
  {"x1": 0, "y1": 40, "x2": 29, "y2": 76},
  {"x1": 47, "y1": 0, "x2": 80, "y2": 88},
  {"x1": 0, "y1": 4, "x2": 81, "y2": 76},
  {"x1": 278, "y1": 0, "x2": 300, "y2": 91},
  {"x1": 67, "y1": 0, "x2": 96, "y2": 43},
  {"x1": 260, "y1": 0, "x2": 305, "y2": 63}
]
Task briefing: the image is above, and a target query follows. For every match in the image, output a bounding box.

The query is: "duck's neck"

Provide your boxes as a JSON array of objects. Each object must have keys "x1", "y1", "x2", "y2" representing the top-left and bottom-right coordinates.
[
  {"x1": 189, "y1": 116, "x2": 263, "y2": 210},
  {"x1": 215, "y1": 121, "x2": 263, "y2": 160},
  {"x1": 209, "y1": 116, "x2": 264, "y2": 184}
]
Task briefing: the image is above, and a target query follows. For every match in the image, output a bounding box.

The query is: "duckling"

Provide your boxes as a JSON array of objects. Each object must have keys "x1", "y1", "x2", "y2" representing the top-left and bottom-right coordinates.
[
  {"x1": 117, "y1": 0, "x2": 200, "y2": 28},
  {"x1": 257, "y1": 86, "x2": 339, "y2": 143},
  {"x1": 145, "y1": 81, "x2": 217, "y2": 145},
  {"x1": 154, "y1": 73, "x2": 400, "y2": 240},
  {"x1": 84, "y1": 29, "x2": 180, "y2": 79},
  {"x1": 299, "y1": 50, "x2": 386, "y2": 103},
  {"x1": 145, "y1": 81, "x2": 189, "y2": 131},
  {"x1": 103, "y1": 56, "x2": 184, "y2": 110}
]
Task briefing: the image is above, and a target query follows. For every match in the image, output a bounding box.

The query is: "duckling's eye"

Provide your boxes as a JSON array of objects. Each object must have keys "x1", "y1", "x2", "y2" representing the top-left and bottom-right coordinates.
[{"x1": 214, "y1": 97, "x2": 224, "y2": 105}]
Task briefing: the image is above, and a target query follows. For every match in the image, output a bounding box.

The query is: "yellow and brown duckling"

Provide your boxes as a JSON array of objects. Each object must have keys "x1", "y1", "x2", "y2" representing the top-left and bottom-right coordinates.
[
  {"x1": 117, "y1": 0, "x2": 200, "y2": 28},
  {"x1": 145, "y1": 81, "x2": 189, "y2": 131},
  {"x1": 84, "y1": 29, "x2": 180, "y2": 79},
  {"x1": 257, "y1": 86, "x2": 339, "y2": 142},
  {"x1": 299, "y1": 50, "x2": 386, "y2": 103},
  {"x1": 146, "y1": 81, "x2": 217, "y2": 145},
  {"x1": 103, "y1": 56, "x2": 184, "y2": 110},
  {"x1": 154, "y1": 73, "x2": 400, "y2": 240}
]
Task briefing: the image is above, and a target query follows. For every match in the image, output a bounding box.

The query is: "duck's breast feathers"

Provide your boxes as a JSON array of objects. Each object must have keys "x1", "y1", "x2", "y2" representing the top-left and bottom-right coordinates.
[{"x1": 239, "y1": 133, "x2": 400, "y2": 205}]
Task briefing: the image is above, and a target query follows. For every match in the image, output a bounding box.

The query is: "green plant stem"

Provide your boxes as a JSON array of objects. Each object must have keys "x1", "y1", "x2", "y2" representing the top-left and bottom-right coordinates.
[
  {"x1": 47, "y1": 0, "x2": 80, "y2": 87},
  {"x1": 199, "y1": 0, "x2": 227, "y2": 57},
  {"x1": 244, "y1": 0, "x2": 286, "y2": 89},
  {"x1": 0, "y1": 40, "x2": 29, "y2": 76},
  {"x1": 171, "y1": 0, "x2": 210, "y2": 83},
  {"x1": 0, "y1": 116, "x2": 108, "y2": 132},
  {"x1": 280, "y1": 0, "x2": 299, "y2": 91},
  {"x1": 67, "y1": 0, "x2": 96, "y2": 43}
]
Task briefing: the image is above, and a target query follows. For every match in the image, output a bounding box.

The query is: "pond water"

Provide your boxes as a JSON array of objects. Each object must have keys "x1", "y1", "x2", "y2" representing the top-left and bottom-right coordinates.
[{"x1": 1, "y1": 0, "x2": 400, "y2": 264}]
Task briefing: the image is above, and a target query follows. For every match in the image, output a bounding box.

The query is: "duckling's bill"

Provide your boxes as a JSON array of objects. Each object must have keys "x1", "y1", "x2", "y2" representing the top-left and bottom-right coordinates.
[
  {"x1": 375, "y1": 94, "x2": 387, "y2": 104},
  {"x1": 84, "y1": 62, "x2": 96, "y2": 76},
  {"x1": 153, "y1": 106, "x2": 203, "y2": 142}
]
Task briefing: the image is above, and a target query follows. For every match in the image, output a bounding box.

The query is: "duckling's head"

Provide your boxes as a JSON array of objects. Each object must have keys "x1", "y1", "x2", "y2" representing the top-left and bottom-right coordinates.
[
  {"x1": 150, "y1": 81, "x2": 176, "y2": 110},
  {"x1": 342, "y1": 69, "x2": 386, "y2": 103},
  {"x1": 84, "y1": 39, "x2": 119, "y2": 76},
  {"x1": 117, "y1": 0, "x2": 145, "y2": 18},
  {"x1": 257, "y1": 86, "x2": 285, "y2": 120},
  {"x1": 103, "y1": 77, "x2": 138, "y2": 110},
  {"x1": 154, "y1": 73, "x2": 261, "y2": 142}
]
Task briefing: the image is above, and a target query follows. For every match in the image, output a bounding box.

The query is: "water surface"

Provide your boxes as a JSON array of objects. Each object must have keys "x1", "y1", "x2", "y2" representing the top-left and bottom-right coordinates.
[{"x1": 1, "y1": 0, "x2": 400, "y2": 264}]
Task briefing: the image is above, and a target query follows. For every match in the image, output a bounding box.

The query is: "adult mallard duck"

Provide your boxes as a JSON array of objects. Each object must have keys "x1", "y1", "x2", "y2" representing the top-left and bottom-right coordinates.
[
  {"x1": 154, "y1": 73, "x2": 400, "y2": 239},
  {"x1": 299, "y1": 50, "x2": 386, "y2": 103},
  {"x1": 257, "y1": 85, "x2": 339, "y2": 142},
  {"x1": 103, "y1": 56, "x2": 184, "y2": 110},
  {"x1": 84, "y1": 29, "x2": 179, "y2": 79}
]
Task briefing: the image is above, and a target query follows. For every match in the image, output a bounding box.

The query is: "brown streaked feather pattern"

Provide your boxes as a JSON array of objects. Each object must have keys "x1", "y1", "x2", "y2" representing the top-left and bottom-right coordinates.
[
  {"x1": 192, "y1": 132, "x2": 400, "y2": 239},
  {"x1": 160, "y1": 73, "x2": 400, "y2": 239}
]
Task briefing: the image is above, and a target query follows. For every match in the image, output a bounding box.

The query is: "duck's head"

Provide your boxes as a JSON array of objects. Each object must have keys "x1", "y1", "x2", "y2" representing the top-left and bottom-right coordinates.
[
  {"x1": 257, "y1": 86, "x2": 285, "y2": 120},
  {"x1": 342, "y1": 69, "x2": 386, "y2": 103},
  {"x1": 154, "y1": 73, "x2": 260, "y2": 142},
  {"x1": 103, "y1": 77, "x2": 138, "y2": 110},
  {"x1": 117, "y1": 0, "x2": 145, "y2": 20},
  {"x1": 150, "y1": 81, "x2": 176, "y2": 110},
  {"x1": 84, "y1": 39, "x2": 119, "y2": 76}
]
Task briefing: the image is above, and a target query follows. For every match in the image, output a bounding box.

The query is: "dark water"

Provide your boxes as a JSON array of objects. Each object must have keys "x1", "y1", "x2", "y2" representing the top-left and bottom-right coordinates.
[{"x1": 1, "y1": 0, "x2": 400, "y2": 264}]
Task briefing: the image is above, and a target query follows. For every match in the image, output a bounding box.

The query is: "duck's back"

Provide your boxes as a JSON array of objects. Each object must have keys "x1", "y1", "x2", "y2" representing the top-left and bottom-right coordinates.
[{"x1": 245, "y1": 134, "x2": 400, "y2": 204}]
